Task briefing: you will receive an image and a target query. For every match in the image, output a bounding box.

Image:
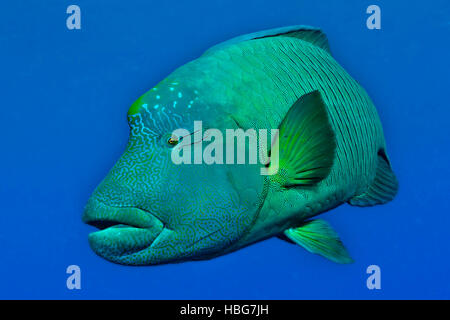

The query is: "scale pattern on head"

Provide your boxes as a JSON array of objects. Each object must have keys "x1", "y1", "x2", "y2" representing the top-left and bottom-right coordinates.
[{"x1": 87, "y1": 78, "x2": 260, "y2": 264}]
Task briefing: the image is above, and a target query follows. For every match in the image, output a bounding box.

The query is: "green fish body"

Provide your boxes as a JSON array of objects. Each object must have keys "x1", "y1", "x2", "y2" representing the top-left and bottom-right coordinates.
[{"x1": 83, "y1": 25, "x2": 398, "y2": 265}]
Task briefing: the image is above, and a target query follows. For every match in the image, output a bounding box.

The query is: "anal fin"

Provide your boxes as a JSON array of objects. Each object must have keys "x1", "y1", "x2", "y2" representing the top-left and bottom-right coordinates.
[{"x1": 283, "y1": 219, "x2": 353, "y2": 264}]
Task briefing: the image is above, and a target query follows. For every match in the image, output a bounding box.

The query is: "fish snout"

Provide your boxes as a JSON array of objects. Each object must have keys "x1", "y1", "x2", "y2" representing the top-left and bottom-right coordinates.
[{"x1": 82, "y1": 197, "x2": 165, "y2": 264}]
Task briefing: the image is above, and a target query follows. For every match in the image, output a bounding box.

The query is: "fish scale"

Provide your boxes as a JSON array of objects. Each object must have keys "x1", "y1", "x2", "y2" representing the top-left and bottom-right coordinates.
[{"x1": 182, "y1": 39, "x2": 372, "y2": 195}]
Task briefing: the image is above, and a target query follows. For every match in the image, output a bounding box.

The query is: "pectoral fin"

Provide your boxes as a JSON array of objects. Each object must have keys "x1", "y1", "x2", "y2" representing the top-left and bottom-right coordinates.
[
  {"x1": 283, "y1": 219, "x2": 353, "y2": 264},
  {"x1": 267, "y1": 90, "x2": 336, "y2": 187}
]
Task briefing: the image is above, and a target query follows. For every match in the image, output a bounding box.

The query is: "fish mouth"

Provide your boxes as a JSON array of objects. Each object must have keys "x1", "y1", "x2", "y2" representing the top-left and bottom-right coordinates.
[{"x1": 82, "y1": 198, "x2": 164, "y2": 262}]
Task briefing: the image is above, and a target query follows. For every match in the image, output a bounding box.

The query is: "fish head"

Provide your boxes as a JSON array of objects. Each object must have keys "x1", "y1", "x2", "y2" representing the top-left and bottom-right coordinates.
[{"x1": 83, "y1": 82, "x2": 264, "y2": 265}]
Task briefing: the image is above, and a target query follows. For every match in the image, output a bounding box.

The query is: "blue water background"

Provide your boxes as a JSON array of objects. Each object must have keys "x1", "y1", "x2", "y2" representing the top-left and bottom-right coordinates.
[{"x1": 1, "y1": 0, "x2": 449, "y2": 299}]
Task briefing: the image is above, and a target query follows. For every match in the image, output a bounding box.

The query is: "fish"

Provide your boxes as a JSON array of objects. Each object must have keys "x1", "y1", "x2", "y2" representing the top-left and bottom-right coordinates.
[{"x1": 82, "y1": 25, "x2": 398, "y2": 265}]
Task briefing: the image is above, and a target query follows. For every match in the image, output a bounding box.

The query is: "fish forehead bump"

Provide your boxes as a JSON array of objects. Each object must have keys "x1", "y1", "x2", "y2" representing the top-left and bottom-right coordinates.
[{"x1": 127, "y1": 79, "x2": 203, "y2": 119}]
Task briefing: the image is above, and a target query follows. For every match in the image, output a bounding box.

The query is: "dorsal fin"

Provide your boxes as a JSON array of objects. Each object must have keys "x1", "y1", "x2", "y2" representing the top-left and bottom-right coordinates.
[{"x1": 204, "y1": 25, "x2": 331, "y2": 55}]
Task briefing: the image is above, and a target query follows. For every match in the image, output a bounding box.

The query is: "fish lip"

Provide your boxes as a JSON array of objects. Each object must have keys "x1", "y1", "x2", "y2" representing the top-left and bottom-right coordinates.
[
  {"x1": 82, "y1": 198, "x2": 164, "y2": 230},
  {"x1": 83, "y1": 198, "x2": 166, "y2": 261}
]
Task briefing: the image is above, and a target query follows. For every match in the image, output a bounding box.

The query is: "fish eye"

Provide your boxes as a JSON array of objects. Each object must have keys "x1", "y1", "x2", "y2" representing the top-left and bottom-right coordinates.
[
  {"x1": 165, "y1": 133, "x2": 184, "y2": 147},
  {"x1": 161, "y1": 132, "x2": 185, "y2": 148},
  {"x1": 167, "y1": 137, "x2": 179, "y2": 146}
]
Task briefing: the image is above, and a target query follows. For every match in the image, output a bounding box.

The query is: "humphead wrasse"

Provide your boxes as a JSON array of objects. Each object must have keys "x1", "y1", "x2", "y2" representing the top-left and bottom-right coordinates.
[{"x1": 83, "y1": 25, "x2": 398, "y2": 265}]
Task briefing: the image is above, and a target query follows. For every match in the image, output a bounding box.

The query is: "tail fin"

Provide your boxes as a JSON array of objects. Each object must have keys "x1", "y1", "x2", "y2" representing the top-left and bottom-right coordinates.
[{"x1": 348, "y1": 149, "x2": 398, "y2": 206}]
